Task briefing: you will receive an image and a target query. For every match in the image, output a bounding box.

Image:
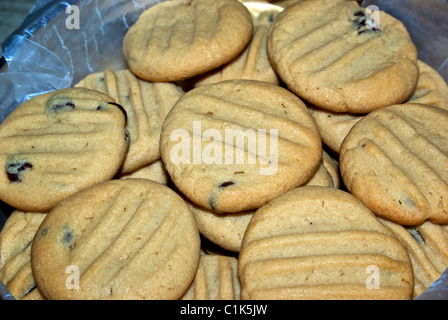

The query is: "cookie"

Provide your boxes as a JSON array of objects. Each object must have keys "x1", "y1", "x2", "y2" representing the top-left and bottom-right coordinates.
[
  {"x1": 123, "y1": 0, "x2": 253, "y2": 82},
  {"x1": 0, "y1": 88, "x2": 129, "y2": 212},
  {"x1": 408, "y1": 60, "x2": 448, "y2": 110},
  {"x1": 188, "y1": 150, "x2": 339, "y2": 253},
  {"x1": 31, "y1": 179, "x2": 201, "y2": 300},
  {"x1": 309, "y1": 60, "x2": 448, "y2": 154},
  {"x1": 267, "y1": 0, "x2": 419, "y2": 113},
  {"x1": 308, "y1": 106, "x2": 362, "y2": 155},
  {"x1": 380, "y1": 218, "x2": 448, "y2": 298},
  {"x1": 75, "y1": 69, "x2": 184, "y2": 174},
  {"x1": 238, "y1": 186, "x2": 414, "y2": 300},
  {"x1": 181, "y1": 254, "x2": 240, "y2": 300},
  {"x1": 0, "y1": 210, "x2": 46, "y2": 300},
  {"x1": 340, "y1": 103, "x2": 448, "y2": 226},
  {"x1": 160, "y1": 79, "x2": 322, "y2": 213},
  {"x1": 189, "y1": 1, "x2": 282, "y2": 87},
  {"x1": 119, "y1": 160, "x2": 170, "y2": 186},
  {"x1": 189, "y1": 203, "x2": 254, "y2": 253}
]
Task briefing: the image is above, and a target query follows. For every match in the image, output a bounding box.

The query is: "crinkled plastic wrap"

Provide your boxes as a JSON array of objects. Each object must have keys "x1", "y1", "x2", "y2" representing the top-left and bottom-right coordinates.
[{"x1": 0, "y1": 0, "x2": 447, "y2": 300}]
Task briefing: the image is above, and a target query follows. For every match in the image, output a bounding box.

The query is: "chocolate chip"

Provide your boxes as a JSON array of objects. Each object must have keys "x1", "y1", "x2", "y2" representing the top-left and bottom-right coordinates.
[
  {"x1": 40, "y1": 227, "x2": 48, "y2": 238},
  {"x1": 62, "y1": 228, "x2": 75, "y2": 248},
  {"x1": 219, "y1": 181, "x2": 235, "y2": 188},
  {"x1": 51, "y1": 102, "x2": 75, "y2": 112},
  {"x1": 6, "y1": 160, "x2": 33, "y2": 182},
  {"x1": 64, "y1": 231, "x2": 74, "y2": 245},
  {"x1": 108, "y1": 102, "x2": 128, "y2": 123},
  {"x1": 408, "y1": 229, "x2": 425, "y2": 244}
]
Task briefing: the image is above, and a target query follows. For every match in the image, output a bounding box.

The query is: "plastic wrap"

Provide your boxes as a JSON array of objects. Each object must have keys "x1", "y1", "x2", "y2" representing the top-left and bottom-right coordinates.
[{"x1": 0, "y1": 0, "x2": 447, "y2": 300}]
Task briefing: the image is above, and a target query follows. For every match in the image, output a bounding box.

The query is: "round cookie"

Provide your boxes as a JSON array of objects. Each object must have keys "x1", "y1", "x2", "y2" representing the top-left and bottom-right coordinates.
[
  {"x1": 122, "y1": 0, "x2": 254, "y2": 82},
  {"x1": 267, "y1": 0, "x2": 419, "y2": 113},
  {"x1": 340, "y1": 103, "x2": 448, "y2": 226},
  {"x1": 238, "y1": 186, "x2": 414, "y2": 300},
  {"x1": 160, "y1": 79, "x2": 322, "y2": 213},
  {"x1": 0, "y1": 88, "x2": 129, "y2": 212},
  {"x1": 75, "y1": 69, "x2": 184, "y2": 174},
  {"x1": 380, "y1": 218, "x2": 448, "y2": 299},
  {"x1": 0, "y1": 210, "x2": 46, "y2": 300},
  {"x1": 309, "y1": 60, "x2": 448, "y2": 154},
  {"x1": 188, "y1": 150, "x2": 339, "y2": 253},
  {"x1": 181, "y1": 254, "x2": 240, "y2": 300},
  {"x1": 189, "y1": 1, "x2": 282, "y2": 87},
  {"x1": 31, "y1": 179, "x2": 201, "y2": 300}
]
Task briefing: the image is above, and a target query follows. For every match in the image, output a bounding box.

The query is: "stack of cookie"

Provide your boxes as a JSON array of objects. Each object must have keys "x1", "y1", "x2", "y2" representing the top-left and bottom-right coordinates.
[{"x1": 0, "y1": 0, "x2": 447, "y2": 300}]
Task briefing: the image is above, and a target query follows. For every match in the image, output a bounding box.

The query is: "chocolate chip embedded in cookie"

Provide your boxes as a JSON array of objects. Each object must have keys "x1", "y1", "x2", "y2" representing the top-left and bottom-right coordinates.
[
  {"x1": 267, "y1": 0, "x2": 419, "y2": 113},
  {"x1": 123, "y1": 0, "x2": 253, "y2": 82},
  {"x1": 31, "y1": 179, "x2": 201, "y2": 300},
  {"x1": 0, "y1": 88, "x2": 129, "y2": 212}
]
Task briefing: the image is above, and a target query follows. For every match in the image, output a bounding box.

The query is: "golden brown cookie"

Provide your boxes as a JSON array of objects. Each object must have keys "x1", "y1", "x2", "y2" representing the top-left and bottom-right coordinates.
[
  {"x1": 380, "y1": 218, "x2": 448, "y2": 298},
  {"x1": 160, "y1": 79, "x2": 322, "y2": 213},
  {"x1": 189, "y1": 1, "x2": 282, "y2": 87},
  {"x1": 31, "y1": 179, "x2": 201, "y2": 300},
  {"x1": 75, "y1": 69, "x2": 184, "y2": 174},
  {"x1": 123, "y1": 0, "x2": 253, "y2": 82},
  {"x1": 340, "y1": 103, "x2": 448, "y2": 226},
  {"x1": 238, "y1": 186, "x2": 414, "y2": 300},
  {"x1": 0, "y1": 210, "x2": 46, "y2": 300},
  {"x1": 181, "y1": 254, "x2": 240, "y2": 300},
  {"x1": 119, "y1": 160, "x2": 170, "y2": 186},
  {"x1": 267, "y1": 0, "x2": 419, "y2": 113},
  {"x1": 0, "y1": 88, "x2": 129, "y2": 212},
  {"x1": 309, "y1": 60, "x2": 448, "y2": 154}
]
